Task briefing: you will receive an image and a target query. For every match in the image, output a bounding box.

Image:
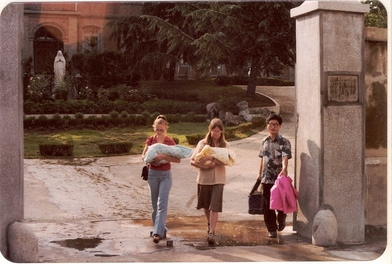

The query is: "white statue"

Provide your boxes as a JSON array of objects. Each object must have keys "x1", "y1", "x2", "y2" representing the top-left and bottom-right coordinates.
[{"x1": 53, "y1": 50, "x2": 66, "y2": 87}]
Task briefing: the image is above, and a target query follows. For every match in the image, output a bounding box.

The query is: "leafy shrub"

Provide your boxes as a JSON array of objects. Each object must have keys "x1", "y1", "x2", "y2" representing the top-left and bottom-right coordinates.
[
  {"x1": 224, "y1": 128, "x2": 236, "y2": 139},
  {"x1": 98, "y1": 142, "x2": 133, "y2": 154},
  {"x1": 235, "y1": 123, "x2": 253, "y2": 133},
  {"x1": 184, "y1": 112, "x2": 196, "y2": 122},
  {"x1": 215, "y1": 76, "x2": 232, "y2": 86},
  {"x1": 251, "y1": 117, "x2": 266, "y2": 130},
  {"x1": 186, "y1": 133, "x2": 205, "y2": 145},
  {"x1": 53, "y1": 76, "x2": 74, "y2": 100},
  {"x1": 35, "y1": 115, "x2": 49, "y2": 127},
  {"x1": 257, "y1": 77, "x2": 294, "y2": 86},
  {"x1": 24, "y1": 116, "x2": 36, "y2": 129},
  {"x1": 26, "y1": 74, "x2": 53, "y2": 102},
  {"x1": 120, "y1": 111, "x2": 129, "y2": 118},
  {"x1": 24, "y1": 99, "x2": 100, "y2": 114},
  {"x1": 231, "y1": 75, "x2": 249, "y2": 85},
  {"x1": 71, "y1": 51, "x2": 140, "y2": 91},
  {"x1": 39, "y1": 144, "x2": 74, "y2": 156},
  {"x1": 215, "y1": 75, "x2": 294, "y2": 86},
  {"x1": 74, "y1": 112, "x2": 84, "y2": 119},
  {"x1": 109, "y1": 110, "x2": 120, "y2": 118},
  {"x1": 218, "y1": 97, "x2": 240, "y2": 115}
]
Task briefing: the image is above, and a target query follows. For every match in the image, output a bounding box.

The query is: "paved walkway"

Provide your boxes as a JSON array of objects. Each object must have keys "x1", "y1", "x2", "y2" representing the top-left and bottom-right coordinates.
[{"x1": 21, "y1": 86, "x2": 389, "y2": 262}]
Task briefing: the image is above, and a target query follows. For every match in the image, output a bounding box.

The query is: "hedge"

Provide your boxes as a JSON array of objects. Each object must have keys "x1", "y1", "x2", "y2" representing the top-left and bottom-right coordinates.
[
  {"x1": 23, "y1": 99, "x2": 204, "y2": 115},
  {"x1": 98, "y1": 142, "x2": 133, "y2": 154},
  {"x1": 215, "y1": 75, "x2": 294, "y2": 86},
  {"x1": 39, "y1": 144, "x2": 74, "y2": 156},
  {"x1": 24, "y1": 113, "x2": 207, "y2": 130}
]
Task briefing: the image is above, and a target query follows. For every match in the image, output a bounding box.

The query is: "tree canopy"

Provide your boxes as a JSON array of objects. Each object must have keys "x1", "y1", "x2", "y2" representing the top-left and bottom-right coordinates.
[
  {"x1": 362, "y1": 0, "x2": 388, "y2": 28},
  {"x1": 108, "y1": 1, "x2": 303, "y2": 96}
]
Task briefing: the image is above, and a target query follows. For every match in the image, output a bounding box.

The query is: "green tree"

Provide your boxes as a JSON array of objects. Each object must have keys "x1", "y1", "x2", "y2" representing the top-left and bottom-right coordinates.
[
  {"x1": 362, "y1": 0, "x2": 387, "y2": 28},
  {"x1": 106, "y1": 7, "x2": 178, "y2": 81},
  {"x1": 143, "y1": 1, "x2": 302, "y2": 97}
]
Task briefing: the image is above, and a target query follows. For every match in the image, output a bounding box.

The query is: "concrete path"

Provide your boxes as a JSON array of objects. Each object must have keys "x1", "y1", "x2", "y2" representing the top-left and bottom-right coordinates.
[{"x1": 20, "y1": 86, "x2": 388, "y2": 262}]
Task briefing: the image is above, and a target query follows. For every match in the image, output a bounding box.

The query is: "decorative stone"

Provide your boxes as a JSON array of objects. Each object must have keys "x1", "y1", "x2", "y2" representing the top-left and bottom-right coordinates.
[
  {"x1": 206, "y1": 102, "x2": 219, "y2": 119},
  {"x1": 8, "y1": 222, "x2": 39, "y2": 263},
  {"x1": 237, "y1": 101, "x2": 250, "y2": 117},
  {"x1": 312, "y1": 209, "x2": 338, "y2": 247}
]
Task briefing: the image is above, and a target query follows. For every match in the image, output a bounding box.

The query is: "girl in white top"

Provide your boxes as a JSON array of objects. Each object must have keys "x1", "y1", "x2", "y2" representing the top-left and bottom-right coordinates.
[{"x1": 190, "y1": 118, "x2": 230, "y2": 245}]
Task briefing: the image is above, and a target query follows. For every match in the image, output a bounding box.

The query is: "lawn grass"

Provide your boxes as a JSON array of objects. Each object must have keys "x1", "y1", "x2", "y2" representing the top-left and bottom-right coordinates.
[{"x1": 24, "y1": 122, "x2": 260, "y2": 159}]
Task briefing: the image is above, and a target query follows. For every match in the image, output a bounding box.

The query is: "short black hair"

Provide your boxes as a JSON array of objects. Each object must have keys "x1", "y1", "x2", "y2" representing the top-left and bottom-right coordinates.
[{"x1": 266, "y1": 113, "x2": 283, "y2": 125}]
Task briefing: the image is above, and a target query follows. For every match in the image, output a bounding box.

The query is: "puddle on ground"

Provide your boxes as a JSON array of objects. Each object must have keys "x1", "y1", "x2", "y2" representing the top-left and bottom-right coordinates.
[
  {"x1": 51, "y1": 237, "x2": 103, "y2": 251},
  {"x1": 134, "y1": 215, "x2": 288, "y2": 249},
  {"x1": 51, "y1": 216, "x2": 295, "y2": 253}
]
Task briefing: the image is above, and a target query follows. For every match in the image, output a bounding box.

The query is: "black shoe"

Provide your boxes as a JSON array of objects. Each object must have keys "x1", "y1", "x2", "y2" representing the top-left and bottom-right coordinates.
[
  {"x1": 269, "y1": 231, "x2": 277, "y2": 238},
  {"x1": 278, "y1": 221, "x2": 286, "y2": 231}
]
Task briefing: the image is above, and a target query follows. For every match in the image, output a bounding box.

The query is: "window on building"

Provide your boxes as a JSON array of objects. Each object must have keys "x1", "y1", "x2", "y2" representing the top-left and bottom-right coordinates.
[{"x1": 82, "y1": 26, "x2": 100, "y2": 53}]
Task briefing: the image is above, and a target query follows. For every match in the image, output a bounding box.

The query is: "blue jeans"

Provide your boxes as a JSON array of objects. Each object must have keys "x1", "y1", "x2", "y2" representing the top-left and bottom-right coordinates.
[{"x1": 148, "y1": 168, "x2": 172, "y2": 237}]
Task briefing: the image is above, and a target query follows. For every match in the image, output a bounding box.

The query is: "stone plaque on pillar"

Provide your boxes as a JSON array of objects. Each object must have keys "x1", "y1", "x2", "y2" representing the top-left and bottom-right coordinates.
[
  {"x1": 326, "y1": 72, "x2": 360, "y2": 105},
  {"x1": 326, "y1": 72, "x2": 360, "y2": 104}
]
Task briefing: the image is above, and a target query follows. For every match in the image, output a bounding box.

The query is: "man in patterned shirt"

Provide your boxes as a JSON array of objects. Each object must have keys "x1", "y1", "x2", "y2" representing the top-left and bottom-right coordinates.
[{"x1": 257, "y1": 113, "x2": 292, "y2": 238}]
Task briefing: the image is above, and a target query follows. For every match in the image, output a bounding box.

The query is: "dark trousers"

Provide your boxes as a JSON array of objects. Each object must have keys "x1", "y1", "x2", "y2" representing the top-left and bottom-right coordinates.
[{"x1": 262, "y1": 183, "x2": 286, "y2": 232}]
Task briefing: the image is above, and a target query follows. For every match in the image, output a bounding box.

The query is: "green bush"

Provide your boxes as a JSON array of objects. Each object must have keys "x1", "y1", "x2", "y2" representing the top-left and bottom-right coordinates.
[
  {"x1": 218, "y1": 97, "x2": 240, "y2": 115},
  {"x1": 26, "y1": 75, "x2": 52, "y2": 102},
  {"x1": 120, "y1": 111, "x2": 129, "y2": 118},
  {"x1": 23, "y1": 112, "x2": 209, "y2": 130},
  {"x1": 186, "y1": 133, "x2": 205, "y2": 145},
  {"x1": 251, "y1": 117, "x2": 266, "y2": 130},
  {"x1": 24, "y1": 116, "x2": 36, "y2": 129},
  {"x1": 231, "y1": 75, "x2": 249, "y2": 85},
  {"x1": 39, "y1": 144, "x2": 74, "y2": 156},
  {"x1": 109, "y1": 110, "x2": 120, "y2": 118},
  {"x1": 74, "y1": 112, "x2": 84, "y2": 119},
  {"x1": 235, "y1": 123, "x2": 253, "y2": 133},
  {"x1": 98, "y1": 142, "x2": 133, "y2": 154},
  {"x1": 215, "y1": 76, "x2": 232, "y2": 86},
  {"x1": 214, "y1": 75, "x2": 294, "y2": 86},
  {"x1": 224, "y1": 128, "x2": 236, "y2": 139}
]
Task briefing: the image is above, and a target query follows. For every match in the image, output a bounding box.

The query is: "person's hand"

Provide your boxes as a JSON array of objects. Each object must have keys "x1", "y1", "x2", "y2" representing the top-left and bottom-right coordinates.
[
  {"x1": 151, "y1": 153, "x2": 164, "y2": 166},
  {"x1": 198, "y1": 155, "x2": 214, "y2": 165}
]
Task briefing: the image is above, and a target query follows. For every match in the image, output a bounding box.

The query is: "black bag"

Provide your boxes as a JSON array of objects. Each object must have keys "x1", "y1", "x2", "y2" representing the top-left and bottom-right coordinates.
[
  {"x1": 141, "y1": 137, "x2": 153, "y2": 181},
  {"x1": 141, "y1": 165, "x2": 149, "y2": 181},
  {"x1": 248, "y1": 179, "x2": 264, "y2": 215}
]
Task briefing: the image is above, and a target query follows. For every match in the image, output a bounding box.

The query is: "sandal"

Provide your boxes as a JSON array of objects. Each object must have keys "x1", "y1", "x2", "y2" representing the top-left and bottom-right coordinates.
[
  {"x1": 153, "y1": 234, "x2": 160, "y2": 244},
  {"x1": 207, "y1": 233, "x2": 215, "y2": 245}
]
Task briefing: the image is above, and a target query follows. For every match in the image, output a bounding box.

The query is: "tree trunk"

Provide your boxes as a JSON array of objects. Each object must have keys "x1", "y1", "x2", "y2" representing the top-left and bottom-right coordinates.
[
  {"x1": 246, "y1": 57, "x2": 260, "y2": 97},
  {"x1": 164, "y1": 61, "x2": 176, "y2": 81}
]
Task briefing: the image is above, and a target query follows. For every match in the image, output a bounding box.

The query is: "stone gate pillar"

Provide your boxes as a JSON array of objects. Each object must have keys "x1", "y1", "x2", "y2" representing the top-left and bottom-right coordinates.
[
  {"x1": 291, "y1": 1, "x2": 369, "y2": 245},
  {"x1": 1, "y1": 3, "x2": 38, "y2": 262}
]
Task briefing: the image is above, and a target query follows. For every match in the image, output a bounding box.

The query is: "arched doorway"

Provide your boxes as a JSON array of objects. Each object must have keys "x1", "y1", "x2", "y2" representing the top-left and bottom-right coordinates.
[{"x1": 33, "y1": 26, "x2": 63, "y2": 74}]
